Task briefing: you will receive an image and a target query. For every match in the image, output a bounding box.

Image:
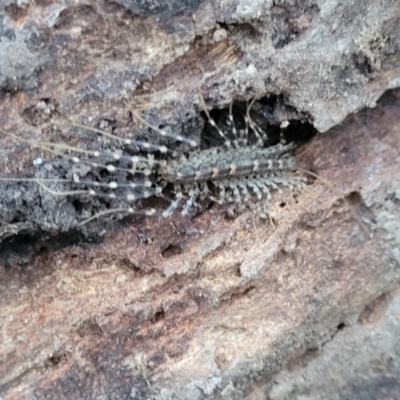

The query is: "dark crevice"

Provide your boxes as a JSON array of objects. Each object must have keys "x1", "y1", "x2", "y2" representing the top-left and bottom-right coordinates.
[
  {"x1": 337, "y1": 322, "x2": 346, "y2": 330},
  {"x1": 46, "y1": 352, "x2": 69, "y2": 368},
  {"x1": 161, "y1": 243, "x2": 184, "y2": 258},
  {"x1": 151, "y1": 308, "x2": 165, "y2": 323},
  {"x1": 345, "y1": 191, "x2": 362, "y2": 206},
  {"x1": 0, "y1": 229, "x2": 103, "y2": 267}
]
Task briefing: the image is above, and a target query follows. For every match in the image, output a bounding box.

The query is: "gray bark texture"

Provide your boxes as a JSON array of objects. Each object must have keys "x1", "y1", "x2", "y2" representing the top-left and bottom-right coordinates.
[{"x1": 0, "y1": 0, "x2": 400, "y2": 399}]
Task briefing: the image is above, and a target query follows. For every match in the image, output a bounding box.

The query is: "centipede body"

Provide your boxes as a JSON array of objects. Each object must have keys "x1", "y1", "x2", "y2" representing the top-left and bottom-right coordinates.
[{"x1": 0, "y1": 95, "x2": 308, "y2": 228}]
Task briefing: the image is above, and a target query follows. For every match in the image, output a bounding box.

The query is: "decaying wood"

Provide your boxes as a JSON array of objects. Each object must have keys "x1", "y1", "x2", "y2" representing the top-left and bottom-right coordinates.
[{"x1": 0, "y1": 1, "x2": 400, "y2": 399}]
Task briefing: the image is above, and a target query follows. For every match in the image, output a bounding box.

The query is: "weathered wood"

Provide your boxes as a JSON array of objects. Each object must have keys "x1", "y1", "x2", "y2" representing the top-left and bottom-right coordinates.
[{"x1": 0, "y1": 1, "x2": 400, "y2": 399}]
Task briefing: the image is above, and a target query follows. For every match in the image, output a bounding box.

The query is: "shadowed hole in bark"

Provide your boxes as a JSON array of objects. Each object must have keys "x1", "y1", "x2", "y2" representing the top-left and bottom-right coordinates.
[
  {"x1": 151, "y1": 308, "x2": 165, "y2": 323},
  {"x1": 337, "y1": 322, "x2": 346, "y2": 330},
  {"x1": 72, "y1": 199, "x2": 85, "y2": 213},
  {"x1": 161, "y1": 243, "x2": 183, "y2": 258},
  {"x1": 352, "y1": 52, "x2": 373, "y2": 76},
  {"x1": 345, "y1": 191, "x2": 362, "y2": 205},
  {"x1": 233, "y1": 262, "x2": 242, "y2": 277},
  {"x1": 0, "y1": 229, "x2": 104, "y2": 267},
  {"x1": 200, "y1": 94, "x2": 317, "y2": 150},
  {"x1": 242, "y1": 285, "x2": 256, "y2": 296},
  {"x1": 119, "y1": 258, "x2": 141, "y2": 273},
  {"x1": 45, "y1": 352, "x2": 69, "y2": 368}
]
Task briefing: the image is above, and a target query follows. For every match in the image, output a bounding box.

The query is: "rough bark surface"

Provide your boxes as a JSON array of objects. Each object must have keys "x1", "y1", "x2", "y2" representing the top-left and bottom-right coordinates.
[{"x1": 0, "y1": 1, "x2": 400, "y2": 399}]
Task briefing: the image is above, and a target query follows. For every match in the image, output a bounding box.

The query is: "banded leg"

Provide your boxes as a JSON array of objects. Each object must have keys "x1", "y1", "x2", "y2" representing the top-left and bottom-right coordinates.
[
  {"x1": 2, "y1": 131, "x2": 160, "y2": 179},
  {"x1": 182, "y1": 183, "x2": 198, "y2": 216},
  {"x1": 255, "y1": 177, "x2": 282, "y2": 194},
  {"x1": 77, "y1": 204, "x2": 176, "y2": 226},
  {"x1": 163, "y1": 183, "x2": 183, "y2": 217},
  {"x1": 272, "y1": 176, "x2": 306, "y2": 192},
  {"x1": 246, "y1": 179, "x2": 262, "y2": 200},
  {"x1": 246, "y1": 97, "x2": 268, "y2": 147},
  {"x1": 242, "y1": 103, "x2": 249, "y2": 146},
  {"x1": 198, "y1": 92, "x2": 233, "y2": 150},
  {"x1": 236, "y1": 180, "x2": 251, "y2": 201},
  {"x1": 227, "y1": 181, "x2": 241, "y2": 203},
  {"x1": 248, "y1": 178, "x2": 272, "y2": 200},
  {"x1": 228, "y1": 100, "x2": 240, "y2": 148},
  {"x1": 209, "y1": 181, "x2": 226, "y2": 204},
  {"x1": 131, "y1": 110, "x2": 197, "y2": 148}
]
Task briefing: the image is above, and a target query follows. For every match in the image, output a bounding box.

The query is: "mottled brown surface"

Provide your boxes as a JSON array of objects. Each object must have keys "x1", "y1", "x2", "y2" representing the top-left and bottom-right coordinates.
[
  {"x1": 1, "y1": 1, "x2": 400, "y2": 399},
  {"x1": 1, "y1": 93, "x2": 400, "y2": 399}
]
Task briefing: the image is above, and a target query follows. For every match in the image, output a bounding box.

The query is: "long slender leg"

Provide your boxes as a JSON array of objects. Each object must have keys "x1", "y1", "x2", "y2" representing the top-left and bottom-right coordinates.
[
  {"x1": 182, "y1": 184, "x2": 198, "y2": 215},
  {"x1": 96, "y1": 187, "x2": 164, "y2": 202},
  {"x1": 131, "y1": 110, "x2": 197, "y2": 147},
  {"x1": 32, "y1": 178, "x2": 167, "y2": 203},
  {"x1": 246, "y1": 97, "x2": 269, "y2": 147},
  {"x1": 69, "y1": 122, "x2": 183, "y2": 153},
  {"x1": 243, "y1": 102, "x2": 249, "y2": 146},
  {"x1": 198, "y1": 91, "x2": 233, "y2": 150},
  {"x1": 228, "y1": 100, "x2": 240, "y2": 149},
  {"x1": 77, "y1": 204, "x2": 177, "y2": 226},
  {"x1": 0, "y1": 128, "x2": 160, "y2": 179},
  {"x1": 163, "y1": 183, "x2": 183, "y2": 217}
]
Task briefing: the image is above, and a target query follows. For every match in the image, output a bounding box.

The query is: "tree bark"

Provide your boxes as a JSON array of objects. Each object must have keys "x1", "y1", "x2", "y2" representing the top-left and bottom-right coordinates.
[{"x1": 0, "y1": 1, "x2": 400, "y2": 399}]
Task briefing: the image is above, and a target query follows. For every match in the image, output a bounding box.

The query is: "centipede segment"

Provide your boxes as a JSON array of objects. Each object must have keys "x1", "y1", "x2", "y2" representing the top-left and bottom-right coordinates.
[{"x1": 0, "y1": 95, "x2": 306, "y2": 226}]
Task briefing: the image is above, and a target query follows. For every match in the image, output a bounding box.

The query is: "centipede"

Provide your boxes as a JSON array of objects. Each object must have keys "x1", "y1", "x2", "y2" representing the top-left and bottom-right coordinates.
[{"x1": 0, "y1": 93, "x2": 308, "y2": 231}]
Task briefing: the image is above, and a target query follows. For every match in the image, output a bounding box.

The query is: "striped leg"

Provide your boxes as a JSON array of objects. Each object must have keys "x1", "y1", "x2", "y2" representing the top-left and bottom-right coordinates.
[
  {"x1": 227, "y1": 181, "x2": 241, "y2": 203},
  {"x1": 181, "y1": 184, "x2": 198, "y2": 216},
  {"x1": 227, "y1": 100, "x2": 240, "y2": 148},
  {"x1": 246, "y1": 179, "x2": 262, "y2": 200},
  {"x1": 198, "y1": 91, "x2": 233, "y2": 150},
  {"x1": 246, "y1": 97, "x2": 268, "y2": 147},
  {"x1": 209, "y1": 181, "x2": 226, "y2": 204},
  {"x1": 163, "y1": 183, "x2": 183, "y2": 217}
]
